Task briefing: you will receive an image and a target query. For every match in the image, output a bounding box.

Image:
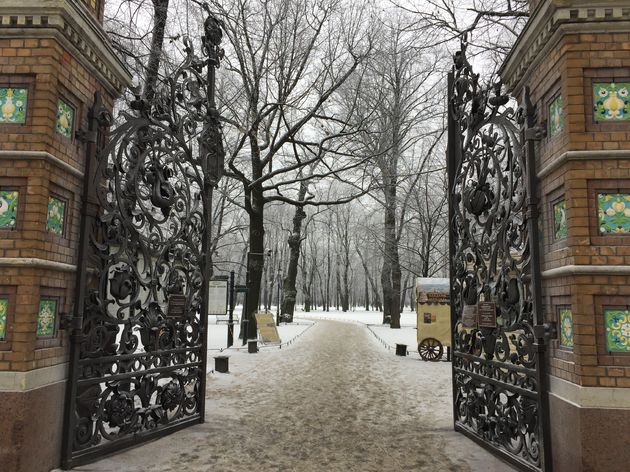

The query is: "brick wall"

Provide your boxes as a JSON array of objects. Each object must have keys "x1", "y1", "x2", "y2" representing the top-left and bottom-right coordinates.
[
  {"x1": 519, "y1": 30, "x2": 630, "y2": 387},
  {"x1": 0, "y1": 34, "x2": 113, "y2": 372}
]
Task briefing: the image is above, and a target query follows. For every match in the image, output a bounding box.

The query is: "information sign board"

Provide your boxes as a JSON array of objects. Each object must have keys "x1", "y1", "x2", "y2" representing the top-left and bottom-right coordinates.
[
  {"x1": 478, "y1": 301, "x2": 497, "y2": 328},
  {"x1": 207, "y1": 278, "x2": 228, "y2": 316},
  {"x1": 255, "y1": 311, "x2": 281, "y2": 344},
  {"x1": 167, "y1": 294, "x2": 187, "y2": 319},
  {"x1": 462, "y1": 304, "x2": 478, "y2": 329}
]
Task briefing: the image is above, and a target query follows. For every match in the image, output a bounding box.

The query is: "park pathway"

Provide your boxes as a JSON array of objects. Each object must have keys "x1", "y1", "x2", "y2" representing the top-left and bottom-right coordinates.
[{"x1": 73, "y1": 320, "x2": 514, "y2": 472}]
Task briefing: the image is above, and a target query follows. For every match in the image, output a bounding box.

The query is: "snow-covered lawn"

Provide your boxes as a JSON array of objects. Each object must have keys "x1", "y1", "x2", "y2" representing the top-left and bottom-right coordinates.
[
  {"x1": 300, "y1": 308, "x2": 424, "y2": 355},
  {"x1": 206, "y1": 307, "x2": 450, "y2": 363},
  {"x1": 207, "y1": 317, "x2": 314, "y2": 350},
  {"x1": 206, "y1": 308, "x2": 315, "y2": 372}
]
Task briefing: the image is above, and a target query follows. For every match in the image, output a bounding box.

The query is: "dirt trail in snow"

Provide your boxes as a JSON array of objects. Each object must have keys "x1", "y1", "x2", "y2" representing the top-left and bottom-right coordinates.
[{"x1": 73, "y1": 320, "x2": 514, "y2": 472}]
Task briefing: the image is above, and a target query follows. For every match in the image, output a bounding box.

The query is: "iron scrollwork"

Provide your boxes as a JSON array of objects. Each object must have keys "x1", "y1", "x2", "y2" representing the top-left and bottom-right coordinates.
[
  {"x1": 63, "y1": 9, "x2": 225, "y2": 467},
  {"x1": 448, "y1": 41, "x2": 548, "y2": 471}
]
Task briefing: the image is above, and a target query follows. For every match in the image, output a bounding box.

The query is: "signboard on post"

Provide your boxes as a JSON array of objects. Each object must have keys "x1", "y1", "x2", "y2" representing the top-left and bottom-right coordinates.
[
  {"x1": 207, "y1": 277, "x2": 228, "y2": 316},
  {"x1": 167, "y1": 294, "x2": 187, "y2": 319},
  {"x1": 254, "y1": 311, "x2": 281, "y2": 344},
  {"x1": 462, "y1": 304, "x2": 479, "y2": 329},
  {"x1": 478, "y1": 301, "x2": 497, "y2": 328}
]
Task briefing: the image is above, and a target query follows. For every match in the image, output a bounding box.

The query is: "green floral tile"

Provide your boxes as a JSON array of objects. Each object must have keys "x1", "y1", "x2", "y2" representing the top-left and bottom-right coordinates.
[
  {"x1": 46, "y1": 196, "x2": 65, "y2": 235},
  {"x1": 0, "y1": 298, "x2": 8, "y2": 340},
  {"x1": 598, "y1": 193, "x2": 630, "y2": 234},
  {"x1": 605, "y1": 308, "x2": 630, "y2": 352},
  {"x1": 594, "y1": 82, "x2": 630, "y2": 121},
  {"x1": 0, "y1": 190, "x2": 18, "y2": 229},
  {"x1": 0, "y1": 87, "x2": 27, "y2": 124},
  {"x1": 549, "y1": 95, "x2": 564, "y2": 137},
  {"x1": 56, "y1": 99, "x2": 74, "y2": 138},
  {"x1": 554, "y1": 199, "x2": 567, "y2": 240},
  {"x1": 559, "y1": 307, "x2": 573, "y2": 349},
  {"x1": 37, "y1": 299, "x2": 57, "y2": 337}
]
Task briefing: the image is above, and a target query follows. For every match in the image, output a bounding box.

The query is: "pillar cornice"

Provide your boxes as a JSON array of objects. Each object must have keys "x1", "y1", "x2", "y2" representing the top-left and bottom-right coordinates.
[
  {"x1": 500, "y1": 1, "x2": 630, "y2": 93},
  {"x1": 0, "y1": 0, "x2": 132, "y2": 94}
]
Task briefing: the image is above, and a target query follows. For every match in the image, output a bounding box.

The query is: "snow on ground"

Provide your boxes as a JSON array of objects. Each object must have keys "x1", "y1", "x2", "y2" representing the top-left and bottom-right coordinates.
[
  {"x1": 300, "y1": 308, "x2": 434, "y2": 358},
  {"x1": 206, "y1": 307, "x2": 315, "y2": 372},
  {"x1": 75, "y1": 318, "x2": 514, "y2": 472}
]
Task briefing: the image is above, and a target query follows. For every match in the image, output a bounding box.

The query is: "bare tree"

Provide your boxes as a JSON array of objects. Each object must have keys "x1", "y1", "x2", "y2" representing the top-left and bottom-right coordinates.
[
  {"x1": 204, "y1": 0, "x2": 375, "y2": 338},
  {"x1": 280, "y1": 176, "x2": 308, "y2": 321},
  {"x1": 394, "y1": 0, "x2": 529, "y2": 69},
  {"x1": 339, "y1": 12, "x2": 445, "y2": 328}
]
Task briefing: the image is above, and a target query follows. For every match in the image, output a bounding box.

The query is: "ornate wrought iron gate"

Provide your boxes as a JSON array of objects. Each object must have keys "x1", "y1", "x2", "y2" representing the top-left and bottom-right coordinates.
[
  {"x1": 61, "y1": 13, "x2": 225, "y2": 468},
  {"x1": 447, "y1": 42, "x2": 553, "y2": 472}
]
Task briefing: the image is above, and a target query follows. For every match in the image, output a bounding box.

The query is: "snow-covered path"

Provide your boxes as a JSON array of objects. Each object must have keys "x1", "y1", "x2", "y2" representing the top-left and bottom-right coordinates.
[{"x1": 73, "y1": 320, "x2": 514, "y2": 472}]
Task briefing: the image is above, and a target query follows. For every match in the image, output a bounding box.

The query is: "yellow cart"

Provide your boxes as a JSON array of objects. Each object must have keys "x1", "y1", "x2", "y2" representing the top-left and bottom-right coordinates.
[{"x1": 416, "y1": 278, "x2": 451, "y2": 361}]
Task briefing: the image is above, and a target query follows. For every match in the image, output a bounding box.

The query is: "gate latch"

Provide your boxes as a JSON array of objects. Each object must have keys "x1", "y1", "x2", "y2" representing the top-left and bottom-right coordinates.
[
  {"x1": 525, "y1": 126, "x2": 546, "y2": 141},
  {"x1": 75, "y1": 128, "x2": 98, "y2": 143},
  {"x1": 59, "y1": 312, "x2": 72, "y2": 330},
  {"x1": 533, "y1": 322, "x2": 557, "y2": 343}
]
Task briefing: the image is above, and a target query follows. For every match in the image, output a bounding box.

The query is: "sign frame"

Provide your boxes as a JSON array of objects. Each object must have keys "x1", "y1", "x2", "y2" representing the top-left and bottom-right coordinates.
[
  {"x1": 207, "y1": 276, "x2": 229, "y2": 316},
  {"x1": 478, "y1": 301, "x2": 497, "y2": 328},
  {"x1": 461, "y1": 304, "x2": 479, "y2": 329}
]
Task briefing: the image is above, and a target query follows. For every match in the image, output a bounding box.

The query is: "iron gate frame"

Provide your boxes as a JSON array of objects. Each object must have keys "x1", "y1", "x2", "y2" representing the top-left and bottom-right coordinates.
[
  {"x1": 60, "y1": 10, "x2": 225, "y2": 468},
  {"x1": 447, "y1": 41, "x2": 554, "y2": 472}
]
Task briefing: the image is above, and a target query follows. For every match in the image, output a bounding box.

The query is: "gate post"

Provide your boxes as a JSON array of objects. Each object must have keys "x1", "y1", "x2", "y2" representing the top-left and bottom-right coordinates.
[
  {"x1": 0, "y1": 2, "x2": 131, "y2": 471},
  {"x1": 500, "y1": 1, "x2": 630, "y2": 470}
]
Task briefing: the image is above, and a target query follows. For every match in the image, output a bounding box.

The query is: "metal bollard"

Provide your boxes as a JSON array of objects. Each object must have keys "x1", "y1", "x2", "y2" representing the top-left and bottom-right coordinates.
[
  {"x1": 248, "y1": 339, "x2": 258, "y2": 353},
  {"x1": 395, "y1": 343, "x2": 407, "y2": 356},
  {"x1": 214, "y1": 355, "x2": 229, "y2": 373}
]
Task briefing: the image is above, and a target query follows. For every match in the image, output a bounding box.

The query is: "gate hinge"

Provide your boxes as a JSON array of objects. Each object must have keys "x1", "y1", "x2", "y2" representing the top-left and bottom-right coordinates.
[
  {"x1": 59, "y1": 312, "x2": 72, "y2": 330},
  {"x1": 59, "y1": 312, "x2": 83, "y2": 331},
  {"x1": 533, "y1": 322, "x2": 557, "y2": 343},
  {"x1": 525, "y1": 126, "x2": 546, "y2": 142},
  {"x1": 75, "y1": 128, "x2": 98, "y2": 143}
]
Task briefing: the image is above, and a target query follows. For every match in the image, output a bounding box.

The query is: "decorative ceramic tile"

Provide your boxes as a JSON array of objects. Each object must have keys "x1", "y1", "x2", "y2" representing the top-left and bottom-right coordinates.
[
  {"x1": 46, "y1": 196, "x2": 66, "y2": 235},
  {"x1": 37, "y1": 299, "x2": 57, "y2": 337},
  {"x1": 553, "y1": 199, "x2": 567, "y2": 240},
  {"x1": 593, "y1": 82, "x2": 630, "y2": 121},
  {"x1": 604, "y1": 308, "x2": 630, "y2": 352},
  {"x1": 0, "y1": 298, "x2": 7, "y2": 340},
  {"x1": 559, "y1": 307, "x2": 573, "y2": 349},
  {"x1": 597, "y1": 193, "x2": 630, "y2": 234},
  {"x1": 56, "y1": 99, "x2": 74, "y2": 138},
  {"x1": 0, "y1": 87, "x2": 27, "y2": 124},
  {"x1": 549, "y1": 95, "x2": 564, "y2": 136},
  {"x1": 0, "y1": 190, "x2": 18, "y2": 229}
]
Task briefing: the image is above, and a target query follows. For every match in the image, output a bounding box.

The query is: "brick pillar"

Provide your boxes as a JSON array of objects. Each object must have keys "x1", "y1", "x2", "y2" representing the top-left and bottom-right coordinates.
[
  {"x1": 501, "y1": 1, "x2": 630, "y2": 471},
  {"x1": 0, "y1": 1, "x2": 131, "y2": 471}
]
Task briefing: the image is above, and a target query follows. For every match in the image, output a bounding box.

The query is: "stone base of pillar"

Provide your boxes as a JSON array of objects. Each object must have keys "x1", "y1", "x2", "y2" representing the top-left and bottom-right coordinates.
[
  {"x1": 0, "y1": 367, "x2": 67, "y2": 472},
  {"x1": 549, "y1": 376, "x2": 630, "y2": 472}
]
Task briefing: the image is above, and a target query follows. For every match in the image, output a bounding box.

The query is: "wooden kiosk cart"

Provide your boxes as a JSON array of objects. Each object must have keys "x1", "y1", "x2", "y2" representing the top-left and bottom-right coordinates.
[{"x1": 416, "y1": 278, "x2": 451, "y2": 361}]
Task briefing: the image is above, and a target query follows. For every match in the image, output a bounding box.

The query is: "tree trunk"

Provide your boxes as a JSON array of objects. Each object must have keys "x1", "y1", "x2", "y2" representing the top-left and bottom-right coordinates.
[
  {"x1": 144, "y1": 0, "x2": 169, "y2": 103},
  {"x1": 281, "y1": 188, "x2": 307, "y2": 322},
  {"x1": 409, "y1": 275, "x2": 416, "y2": 311},
  {"x1": 262, "y1": 261, "x2": 269, "y2": 311},
  {"x1": 400, "y1": 273, "x2": 409, "y2": 312},
  {"x1": 382, "y1": 188, "x2": 401, "y2": 328},
  {"x1": 381, "y1": 259, "x2": 392, "y2": 324},
  {"x1": 244, "y1": 128, "x2": 265, "y2": 340},
  {"x1": 341, "y1": 249, "x2": 350, "y2": 312},
  {"x1": 364, "y1": 274, "x2": 369, "y2": 310},
  {"x1": 357, "y1": 247, "x2": 380, "y2": 313},
  {"x1": 325, "y1": 230, "x2": 331, "y2": 311}
]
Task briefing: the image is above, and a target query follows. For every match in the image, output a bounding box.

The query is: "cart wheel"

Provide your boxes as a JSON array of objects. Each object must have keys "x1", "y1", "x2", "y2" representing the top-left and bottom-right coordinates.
[{"x1": 418, "y1": 337, "x2": 444, "y2": 361}]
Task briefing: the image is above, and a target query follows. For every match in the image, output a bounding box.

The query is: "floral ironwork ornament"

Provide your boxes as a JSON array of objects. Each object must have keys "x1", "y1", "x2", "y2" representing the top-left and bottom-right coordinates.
[
  {"x1": 62, "y1": 8, "x2": 226, "y2": 467},
  {"x1": 448, "y1": 38, "x2": 549, "y2": 471}
]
